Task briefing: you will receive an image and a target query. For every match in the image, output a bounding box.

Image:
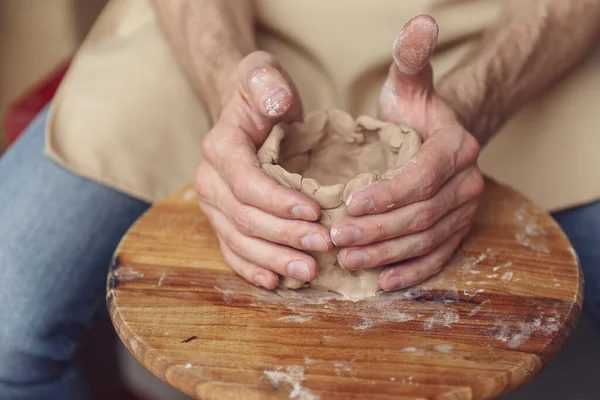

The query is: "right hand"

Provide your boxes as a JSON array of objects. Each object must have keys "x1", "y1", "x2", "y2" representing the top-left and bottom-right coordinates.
[{"x1": 195, "y1": 51, "x2": 332, "y2": 290}]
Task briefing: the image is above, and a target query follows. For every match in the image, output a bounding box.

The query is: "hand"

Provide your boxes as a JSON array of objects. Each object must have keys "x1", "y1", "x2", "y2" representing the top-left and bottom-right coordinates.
[
  {"x1": 195, "y1": 51, "x2": 332, "y2": 290},
  {"x1": 331, "y1": 15, "x2": 484, "y2": 291}
]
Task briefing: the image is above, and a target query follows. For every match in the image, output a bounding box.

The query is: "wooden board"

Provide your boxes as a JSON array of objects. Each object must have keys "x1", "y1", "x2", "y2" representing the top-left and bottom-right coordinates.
[{"x1": 107, "y1": 180, "x2": 582, "y2": 400}]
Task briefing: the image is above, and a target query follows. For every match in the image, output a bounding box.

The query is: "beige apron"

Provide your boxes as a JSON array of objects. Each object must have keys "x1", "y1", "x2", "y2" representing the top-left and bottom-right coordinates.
[{"x1": 46, "y1": 0, "x2": 600, "y2": 211}]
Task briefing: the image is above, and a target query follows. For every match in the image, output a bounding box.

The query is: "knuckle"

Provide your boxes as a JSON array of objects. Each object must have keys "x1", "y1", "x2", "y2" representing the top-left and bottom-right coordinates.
[
  {"x1": 233, "y1": 208, "x2": 255, "y2": 236},
  {"x1": 376, "y1": 242, "x2": 393, "y2": 265},
  {"x1": 224, "y1": 236, "x2": 243, "y2": 256},
  {"x1": 412, "y1": 206, "x2": 437, "y2": 232},
  {"x1": 463, "y1": 134, "x2": 481, "y2": 162},
  {"x1": 470, "y1": 169, "x2": 485, "y2": 197},
  {"x1": 284, "y1": 221, "x2": 305, "y2": 246},
  {"x1": 194, "y1": 165, "x2": 210, "y2": 199},
  {"x1": 420, "y1": 231, "x2": 438, "y2": 253},
  {"x1": 418, "y1": 168, "x2": 439, "y2": 200},
  {"x1": 367, "y1": 220, "x2": 387, "y2": 242},
  {"x1": 229, "y1": 174, "x2": 246, "y2": 201},
  {"x1": 200, "y1": 135, "x2": 215, "y2": 161}
]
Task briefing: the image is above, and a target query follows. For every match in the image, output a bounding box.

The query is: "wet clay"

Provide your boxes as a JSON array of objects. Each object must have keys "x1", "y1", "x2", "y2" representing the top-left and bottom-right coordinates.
[{"x1": 257, "y1": 110, "x2": 422, "y2": 300}]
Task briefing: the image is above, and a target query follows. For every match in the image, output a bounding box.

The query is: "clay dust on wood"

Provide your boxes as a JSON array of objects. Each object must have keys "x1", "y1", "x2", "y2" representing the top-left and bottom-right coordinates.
[
  {"x1": 423, "y1": 309, "x2": 460, "y2": 330},
  {"x1": 333, "y1": 361, "x2": 356, "y2": 378},
  {"x1": 264, "y1": 365, "x2": 319, "y2": 400},
  {"x1": 468, "y1": 299, "x2": 491, "y2": 317},
  {"x1": 514, "y1": 208, "x2": 550, "y2": 254},
  {"x1": 114, "y1": 266, "x2": 144, "y2": 281},
  {"x1": 434, "y1": 344, "x2": 454, "y2": 353},
  {"x1": 352, "y1": 315, "x2": 374, "y2": 330},
  {"x1": 157, "y1": 271, "x2": 166, "y2": 286},
  {"x1": 491, "y1": 309, "x2": 562, "y2": 349},
  {"x1": 278, "y1": 315, "x2": 313, "y2": 323}
]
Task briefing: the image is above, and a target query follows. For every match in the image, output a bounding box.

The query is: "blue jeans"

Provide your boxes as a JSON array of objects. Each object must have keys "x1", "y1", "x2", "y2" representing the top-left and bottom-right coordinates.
[
  {"x1": 554, "y1": 206, "x2": 600, "y2": 328},
  {"x1": 0, "y1": 109, "x2": 599, "y2": 399},
  {"x1": 0, "y1": 108, "x2": 149, "y2": 399}
]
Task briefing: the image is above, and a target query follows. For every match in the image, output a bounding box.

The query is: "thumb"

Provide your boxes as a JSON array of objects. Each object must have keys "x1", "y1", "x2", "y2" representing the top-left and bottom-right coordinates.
[
  {"x1": 387, "y1": 14, "x2": 439, "y2": 97},
  {"x1": 221, "y1": 51, "x2": 302, "y2": 145}
]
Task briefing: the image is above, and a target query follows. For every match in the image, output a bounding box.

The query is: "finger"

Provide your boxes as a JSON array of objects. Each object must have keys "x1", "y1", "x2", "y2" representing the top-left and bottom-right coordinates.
[
  {"x1": 379, "y1": 15, "x2": 439, "y2": 129},
  {"x1": 224, "y1": 51, "x2": 302, "y2": 144},
  {"x1": 216, "y1": 235, "x2": 280, "y2": 289},
  {"x1": 394, "y1": 15, "x2": 438, "y2": 77},
  {"x1": 201, "y1": 51, "x2": 319, "y2": 221},
  {"x1": 206, "y1": 203, "x2": 318, "y2": 281},
  {"x1": 337, "y1": 200, "x2": 478, "y2": 270},
  {"x1": 379, "y1": 227, "x2": 468, "y2": 291},
  {"x1": 345, "y1": 126, "x2": 480, "y2": 217},
  {"x1": 332, "y1": 166, "x2": 483, "y2": 246},
  {"x1": 380, "y1": 14, "x2": 438, "y2": 119},
  {"x1": 199, "y1": 200, "x2": 279, "y2": 289},
  {"x1": 209, "y1": 167, "x2": 332, "y2": 252},
  {"x1": 201, "y1": 127, "x2": 321, "y2": 221}
]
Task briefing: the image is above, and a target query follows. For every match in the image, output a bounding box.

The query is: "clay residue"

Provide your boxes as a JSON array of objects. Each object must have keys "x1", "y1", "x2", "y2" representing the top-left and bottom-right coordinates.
[
  {"x1": 264, "y1": 365, "x2": 319, "y2": 400},
  {"x1": 491, "y1": 309, "x2": 561, "y2": 349},
  {"x1": 402, "y1": 346, "x2": 425, "y2": 356},
  {"x1": 434, "y1": 344, "x2": 454, "y2": 353},
  {"x1": 157, "y1": 271, "x2": 166, "y2": 286},
  {"x1": 468, "y1": 299, "x2": 491, "y2": 317},
  {"x1": 423, "y1": 309, "x2": 460, "y2": 330},
  {"x1": 278, "y1": 315, "x2": 314, "y2": 323},
  {"x1": 352, "y1": 315, "x2": 375, "y2": 330},
  {"x1": 514, "y1": 208, "x2": 550, "y2": 254},
  {"x1": 332, "y1": 361, "x2": 356, "y2": 378},
  {"x1": 113, "y1": 266, "x2": 144, "y2": 281}
]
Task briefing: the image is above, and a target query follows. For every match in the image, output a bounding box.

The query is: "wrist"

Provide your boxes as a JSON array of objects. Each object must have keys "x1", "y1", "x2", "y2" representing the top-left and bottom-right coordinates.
[
  {"x1": 183, "y1": 1, "x2": 257, "y2": 121},
  {"x1": 436, "y1": 67, "x2": 500, "y2": 147},
  {"x1": 203, "y1": 51, "x2": 246, "y2": 121}
]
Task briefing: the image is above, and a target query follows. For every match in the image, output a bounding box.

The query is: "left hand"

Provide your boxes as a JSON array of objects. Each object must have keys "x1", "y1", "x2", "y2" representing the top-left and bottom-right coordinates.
[{"x1": 331, "y1": 15, "x2": 484, "y2": 291}]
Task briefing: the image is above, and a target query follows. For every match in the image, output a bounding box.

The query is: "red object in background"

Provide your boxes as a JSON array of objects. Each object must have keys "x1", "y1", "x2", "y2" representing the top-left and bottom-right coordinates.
[{"x1": 2, "y1": 60, "x2": 71, "y2": 145}]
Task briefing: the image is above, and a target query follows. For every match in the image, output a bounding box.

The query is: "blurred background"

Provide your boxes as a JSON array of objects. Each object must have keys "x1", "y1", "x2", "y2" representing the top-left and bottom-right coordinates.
[
  {"x1": 1, "y1": 1, "x2": 599, "y2": 399},
  {"x1": 0, "y1": 0, "x2": 105, "y2": 153}
]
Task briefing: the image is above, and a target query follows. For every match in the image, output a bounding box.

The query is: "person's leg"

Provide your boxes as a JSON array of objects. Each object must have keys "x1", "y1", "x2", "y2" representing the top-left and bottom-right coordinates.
[
  {"x1": 553, "y1": 202, "x2": 600, "y2": 329},
  {"x1": 0, "y1": 107, "x2": 150, "y2": 399}
]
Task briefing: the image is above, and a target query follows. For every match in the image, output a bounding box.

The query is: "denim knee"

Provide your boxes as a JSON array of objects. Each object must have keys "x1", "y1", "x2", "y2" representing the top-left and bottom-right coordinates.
[
  {"x1": 554, "y1": 202, "x2": 600, "y2": 328},
  {"x1": 0, "y1": 256, "x2": 86, "y2": 387}
]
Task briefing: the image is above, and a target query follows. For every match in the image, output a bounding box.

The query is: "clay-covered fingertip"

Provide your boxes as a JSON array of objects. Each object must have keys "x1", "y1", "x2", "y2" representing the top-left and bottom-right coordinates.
[{"x1": 393, "y1": 14, "x2": 439, "y2": 75}]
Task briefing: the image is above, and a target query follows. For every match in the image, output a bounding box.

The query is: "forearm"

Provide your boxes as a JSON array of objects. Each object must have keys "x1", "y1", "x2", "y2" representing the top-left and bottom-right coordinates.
[
  {"x1": 437, "y1": 0, "x2": 600, "y2": 146},
  {"x1": 151, "y1": 0, "x2": 257, "y2": 121}
]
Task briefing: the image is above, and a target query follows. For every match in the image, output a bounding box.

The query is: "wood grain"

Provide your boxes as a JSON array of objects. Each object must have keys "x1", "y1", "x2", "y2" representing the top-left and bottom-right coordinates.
[{"x1": 107, "y1": 180, "x2": 582, "y2": 400}]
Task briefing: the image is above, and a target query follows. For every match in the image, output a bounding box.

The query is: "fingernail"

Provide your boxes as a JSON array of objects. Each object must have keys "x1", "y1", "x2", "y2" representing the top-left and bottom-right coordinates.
[
  {"x1": 254, "y1": 274, "x2": 269, "y2": 288},
  {"x1": 262, "y1": 84, "x2": 291, "y2": 117},
  {"x1": 384, "y1": 273, "x2": 405, "y2": 291},
  {"x1": 300, "y1": 233, "x2": 329, "y2": 252},
  {"x1": 331, "y1": 226, "x2": 362, "y2": 246},
  {"x1": 345, "y1": 195, "x2": 353, "y2": 207},
  {"x1": 291, "y1": 205, "x2": 318, "y2": 221},
  {"x1": 287, "y1": 260, "x2": 311, "y2": 281},
  {"x1": 344, "y1": 250, "x2": 369, "y2": 270},
  {"x1": 348, "y1": 199, "x2": 376, "y2": 215}
]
